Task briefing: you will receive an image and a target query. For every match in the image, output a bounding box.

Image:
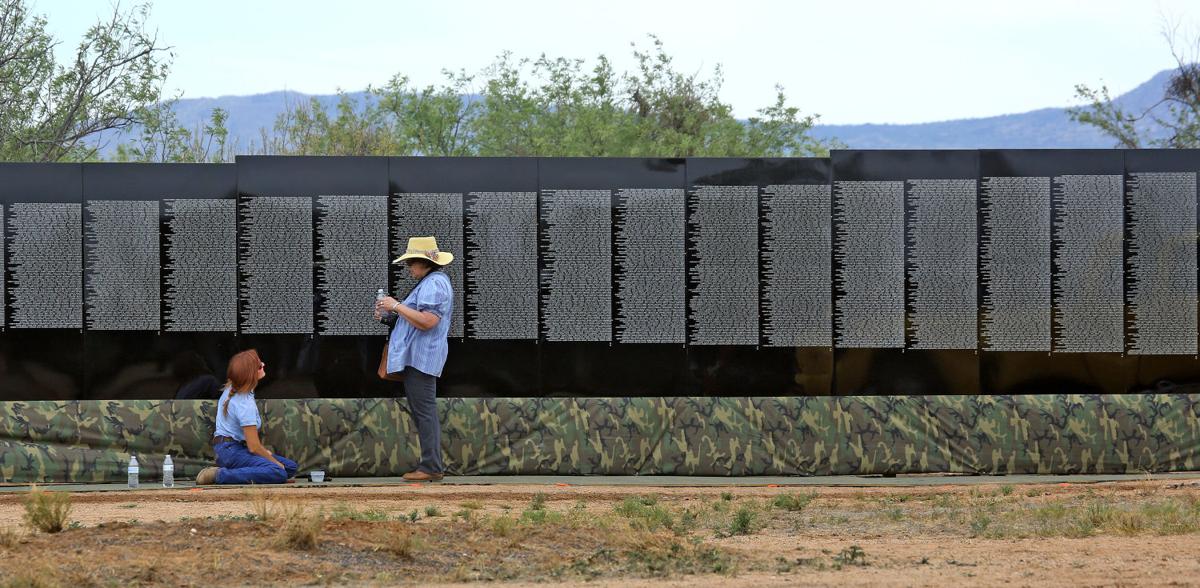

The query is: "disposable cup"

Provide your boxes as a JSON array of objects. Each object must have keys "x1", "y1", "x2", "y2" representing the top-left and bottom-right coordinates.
[{"x1": 310, "y1": 470, "x2": 325, "y2": 483}]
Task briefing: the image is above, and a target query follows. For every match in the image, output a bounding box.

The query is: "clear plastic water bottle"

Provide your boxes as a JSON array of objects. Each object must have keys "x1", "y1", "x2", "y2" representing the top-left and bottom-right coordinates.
[
  {"x1": 375, "y1": 288, "x2": 390, "y2": 324},
  {"x1": 162, "y1": 455, "x2": 174, "y2": 488},
  {"x1": 127, "y1": 455, "x2": 139, "y2": 488}
]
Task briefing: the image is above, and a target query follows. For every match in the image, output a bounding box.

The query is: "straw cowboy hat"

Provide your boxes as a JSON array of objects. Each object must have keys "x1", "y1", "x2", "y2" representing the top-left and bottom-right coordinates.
[{"x1": 392, "y1": 236, "x2": 454, "y2": 266}]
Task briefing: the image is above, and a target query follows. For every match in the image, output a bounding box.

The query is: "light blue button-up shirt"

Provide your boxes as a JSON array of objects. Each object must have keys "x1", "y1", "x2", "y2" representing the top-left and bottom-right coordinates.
[
  {"x1": 214, "y1": 386, "x2": 260, "y2": 441},
  {"x1": 386, "y1": 271, "x2": 453, "y2": 377}
]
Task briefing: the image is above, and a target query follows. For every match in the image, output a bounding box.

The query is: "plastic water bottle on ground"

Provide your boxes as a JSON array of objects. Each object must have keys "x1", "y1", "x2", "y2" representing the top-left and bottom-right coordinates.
[
  {"x1": 128, "y1": 455, "x2": 139, "y2": 488},
  {"x1": 162, "y1": 455, "x2": 174, "y2": 488}
]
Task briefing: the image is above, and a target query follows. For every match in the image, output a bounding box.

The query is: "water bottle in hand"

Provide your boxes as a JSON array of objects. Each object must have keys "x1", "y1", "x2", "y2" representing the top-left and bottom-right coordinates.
[
  {"x1": 375, "y1": 288, "x2": 392, "y2": 324},
  {"x1": 162, "y1": 455, "x2": 174, "y2": 488},
  {"x1": 128, "y1": 455, "x2": 139, "y2": 488}
]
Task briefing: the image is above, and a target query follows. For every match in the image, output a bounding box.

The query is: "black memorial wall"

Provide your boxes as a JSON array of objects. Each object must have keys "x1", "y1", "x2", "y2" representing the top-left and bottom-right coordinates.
[{"x1": 0, "y1": 151, "x2": 1197, "y2": 400}]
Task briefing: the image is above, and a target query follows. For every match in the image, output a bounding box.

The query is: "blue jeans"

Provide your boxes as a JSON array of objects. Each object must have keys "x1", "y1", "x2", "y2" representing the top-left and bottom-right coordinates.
[{"x1": 214, "y1": 442, "x2": 298, "y2": 484}]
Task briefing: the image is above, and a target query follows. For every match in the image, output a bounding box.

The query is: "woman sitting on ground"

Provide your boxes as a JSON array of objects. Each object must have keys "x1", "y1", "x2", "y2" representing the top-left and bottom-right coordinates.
[{"x1": 195, "y1": 349, "x2": 297, "y2": 485}]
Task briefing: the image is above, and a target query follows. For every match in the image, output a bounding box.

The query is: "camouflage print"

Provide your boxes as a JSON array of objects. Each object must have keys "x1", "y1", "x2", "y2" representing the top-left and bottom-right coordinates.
[{"x1": 1, "y1": 394, "x2": 1199, "y2": 483}]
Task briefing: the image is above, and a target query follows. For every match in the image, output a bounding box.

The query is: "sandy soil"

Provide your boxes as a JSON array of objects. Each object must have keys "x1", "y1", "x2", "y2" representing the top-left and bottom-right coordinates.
[{"x1": 1, "y1": 480, "x2": 1199, "y2": 586}]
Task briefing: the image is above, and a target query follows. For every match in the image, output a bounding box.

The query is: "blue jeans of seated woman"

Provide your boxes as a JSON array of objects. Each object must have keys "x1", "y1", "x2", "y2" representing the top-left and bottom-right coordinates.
[{"x1": 214, "y1": 441, "x2": 298, "y2": 484}]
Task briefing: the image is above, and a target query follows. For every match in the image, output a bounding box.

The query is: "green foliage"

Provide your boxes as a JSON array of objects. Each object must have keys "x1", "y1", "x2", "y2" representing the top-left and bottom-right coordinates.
[
  {"x1": 214, "y1": 513, "x2": 258, "y2": 522},
  {"x1": 329, "y1": 503, "x2": 389, "y2": 522},
  {"x1": 771, "y1": 492, "x2": 815, "y2": 512},
  {"x1": 725, "y1": 506, "x2": 756, "y2": 536},
  {"x1": 114, "y1": 99, "x2": 232, "y2": 163},
  {"x1": 265, "y1": 36, "x2": 832, "y2": 158},
  {"x1": 262, "y1": 91, "x2": 401, "y2": 156},
  {"x1": 1067, "y1": 83, "x2": 1150, "y2": 148},
  {"x1": 374, "y1": 71, "x2": 479, "y2": 156},
  {"x1": 618, "y1": 538, "x2": 734, "y2": 577},
  {"x1": 520, "y1": 507, "x2": 563, "y2": 525},
  {"x1": 832, "y1": 545, "x2": 867, "y2": 568},
  {"x1": 4, "y1": 6, "x2": 828, "y2": 161},
  {"x1": 969, "y1": 512, "x2": 992, "y2": 536},
  {"x1": 615, "y1": 496, "x2": 675, "y2": 532},
  {"x1": 424, "y1": 506, "x2": 441, "y2": 517},
  {"x1": 1069, "y1": 31, "x2": 1200, "y2": 148},
  {"x1": 22, "y1": 487, "x2": 71, "y2": 534},
  {"x1": 0, "y1": 0, "x2": 170, "y2": 161}
]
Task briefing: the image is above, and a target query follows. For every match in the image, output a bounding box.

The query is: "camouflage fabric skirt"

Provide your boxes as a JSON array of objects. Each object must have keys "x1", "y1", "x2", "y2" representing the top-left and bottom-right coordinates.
[{"x1": 1, "y1": 394, "x2": 1198, "y2": 483}]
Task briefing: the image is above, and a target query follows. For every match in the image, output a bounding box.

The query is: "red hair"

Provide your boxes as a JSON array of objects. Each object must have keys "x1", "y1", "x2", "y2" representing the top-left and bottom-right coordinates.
[{"x1": 222, "y1": 349, "x2": 263, "y2": 416}]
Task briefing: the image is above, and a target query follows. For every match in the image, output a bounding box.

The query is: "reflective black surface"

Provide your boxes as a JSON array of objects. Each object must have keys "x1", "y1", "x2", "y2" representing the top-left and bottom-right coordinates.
[
  {"x1": 1121, "y1": 149, "x2": 1200, "y2": 392},
  {"x1": 977, "y1": 150, "x2": 1127, "y2": 395},
  {"x1": 391, "y1": 157, "x2": 541, "y2": 397},
  {"x1": 538, "y1": 158, "x2": 688, "y2": 396},
  {"x1": 831, "y1": 151, "x2": 980, "y2": 394},
  {"x1": 239, "y1": 157, "x2": 389, "y2": 398},
  {"x1": 2, "y1": 153, "x2": 1199, "y2": 399},
  {"x1": 0, "y1": 164, "x2": 84, "y2": 399},
  {"x1": 688, "y1": 158, "x2": 833, "y2": 395},
  {"x1": 80, "y1": 164, "x2": 239, "y2": 399}
]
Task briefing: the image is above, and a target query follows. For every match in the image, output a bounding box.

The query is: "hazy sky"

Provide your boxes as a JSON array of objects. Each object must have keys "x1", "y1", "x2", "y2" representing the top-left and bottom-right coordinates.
[{"x1": 33, "y1": 0, "x2": 1200, "y2": 124}]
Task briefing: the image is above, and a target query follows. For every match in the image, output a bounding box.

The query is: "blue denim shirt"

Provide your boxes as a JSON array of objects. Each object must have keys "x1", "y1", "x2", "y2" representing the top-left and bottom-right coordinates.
[{"x1": 386, "y1": 271, "x2": 453, "y2": 377}]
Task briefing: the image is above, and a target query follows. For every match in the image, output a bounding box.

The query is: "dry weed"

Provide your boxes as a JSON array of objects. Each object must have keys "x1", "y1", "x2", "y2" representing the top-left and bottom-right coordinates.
[
  {"x1": 0, "y1": 526, "x2": 20, "y2": 549},
  {"x1": 22, "y1": 487, "x2": 72, "y2": 534},
  {"x1": 379, "y1": 528, "x2": 425, "y2": 559},
  {"x1": 1, "y1": 564, "x2": 58, "y2": 588},
  {"x1": 247, "y1": 489, "x2": 275, "y2": 521},
  {"x1": 491, "y1": 515, "x2": 518, "y2": 537},
  {"x1": 275, "y1": 503, "x2": 323, "y2": 550}
]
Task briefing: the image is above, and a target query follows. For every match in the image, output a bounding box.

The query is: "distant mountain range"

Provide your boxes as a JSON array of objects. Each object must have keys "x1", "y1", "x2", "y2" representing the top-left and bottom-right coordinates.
[
  {"x1": 101, "y1": 69, "x2": 1178, "y2": 156},
  {"x1": 807, "y1": 69, "x2": 1174, "y2": 149}
]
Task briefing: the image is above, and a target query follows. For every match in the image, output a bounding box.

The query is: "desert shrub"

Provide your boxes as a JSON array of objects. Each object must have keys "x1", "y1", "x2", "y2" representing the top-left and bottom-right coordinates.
[
  {"x1": 276, "y1": 504, "x2": 323, "y2": 550},
  {"x1": 329, "y1": 503, "x2": 388, "y2": 522},
  {"x1": 833, "y1": 545, "x2": 867, "y2": 568},
  {"x1": 771, "y1": 492, "x2": 815, "y2": 512},
  {"x1": 725, "y1": 506, "x2": 756, "y2": 536},
  {"x1": 381, "y1": 529, "x2": 424, "y2": 558},
  {"x1": 23, "y1": 487, "x2": 71, "y2": 534},
  {"x1": 248, "y1": 489, "x2": 275, "y2": 521},
  {"x1": 0, "y1": 526, "x2": 20, "y2": 548},
  {"x1": 491, "y1": 515, "x2": 517, "y2": 537},
  {"x1": 2, "y1": 569, "x2": 57, "y2": 588},
  {"x1": 615, "y1": 497, "x2": 675, "y2": 533}
]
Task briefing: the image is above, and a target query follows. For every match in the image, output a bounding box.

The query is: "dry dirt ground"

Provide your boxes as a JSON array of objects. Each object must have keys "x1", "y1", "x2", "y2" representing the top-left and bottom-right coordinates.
[{"x1": 2, "y1": 479, "x2": 1200, "y2": 586}]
